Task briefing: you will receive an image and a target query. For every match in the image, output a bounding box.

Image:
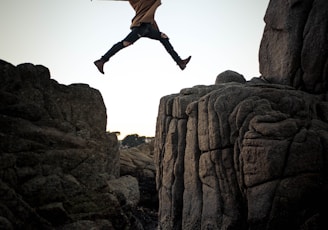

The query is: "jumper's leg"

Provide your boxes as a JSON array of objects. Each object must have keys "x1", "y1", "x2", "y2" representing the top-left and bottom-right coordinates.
[
  {"x1": 147, "y1": 30, "x2": 191, "y2": 70},
  {"x1": 161, "y1": 33, "x2": 168, "y2": 39},
  {"x1": 123, "y1": 41, "x2": 132, "y2": 47},
  {"x1": 159, "y1": 34, "x2": 191, "y2": 70},
  {"x1": 94, "y1": 28, "x2": 140, "y2": 74}
]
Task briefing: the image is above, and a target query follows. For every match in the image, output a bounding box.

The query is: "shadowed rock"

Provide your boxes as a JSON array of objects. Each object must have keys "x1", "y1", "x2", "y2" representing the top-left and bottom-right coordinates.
[{"x1": 0, "y1": 60, "x2": 142, "y2": 229}]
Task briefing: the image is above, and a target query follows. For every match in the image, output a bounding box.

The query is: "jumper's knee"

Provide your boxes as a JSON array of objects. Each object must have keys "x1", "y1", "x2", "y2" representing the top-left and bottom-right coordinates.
[
  {"x1": 161, "y1": 33, "x2": 168, "y2": 39},
  {"x1": 123, "y1": 41, "x2": 132, "y2": 47}
]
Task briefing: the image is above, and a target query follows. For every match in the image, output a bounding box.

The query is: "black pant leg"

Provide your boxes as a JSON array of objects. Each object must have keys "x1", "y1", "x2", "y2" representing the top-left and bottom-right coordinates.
[
  {"x1": 144, "y1": 24, "x2": 182, "y2": 64},
  {"x1": 101, "y1": 27, "x2": 141, "y2": 62}
]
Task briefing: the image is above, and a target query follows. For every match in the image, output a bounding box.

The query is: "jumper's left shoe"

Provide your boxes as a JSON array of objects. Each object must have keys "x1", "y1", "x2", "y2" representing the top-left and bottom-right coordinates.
[
  {"x1": 94, "y1": 59, "x2": 105, "y2": 74},
  {"x1": 178, "y1": 56, "x2": 192, "y2": 70}
]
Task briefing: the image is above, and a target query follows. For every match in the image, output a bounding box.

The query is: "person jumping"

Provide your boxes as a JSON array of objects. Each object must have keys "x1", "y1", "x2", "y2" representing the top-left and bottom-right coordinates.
[{"x1": 94, "y1": 0, "x2": 191, "y2": 74}]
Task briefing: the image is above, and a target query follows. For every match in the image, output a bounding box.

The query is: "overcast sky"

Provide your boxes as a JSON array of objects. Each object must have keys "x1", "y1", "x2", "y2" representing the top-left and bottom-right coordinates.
[{"x1": 1, "y1": 0, "x2": 270, "y2": 139}]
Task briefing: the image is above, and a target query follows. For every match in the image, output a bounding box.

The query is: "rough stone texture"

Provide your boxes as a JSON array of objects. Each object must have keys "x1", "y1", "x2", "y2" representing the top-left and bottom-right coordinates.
[
  {"x1": 0, "y1": 60, "x2": 142, "y2": 229},
  {"x1": 120, "y1": 141, "x2": 159, "y2": 230},
  {"x1": 215, "y1": 70, "x2": 246, "y2": 85},
  {"x1": 120, "y1": 141, "x2": 157, "y2": 208},
  {"x1": 154, "y1": 78, "x2": 328, "y2": 230},
  {"x1": 154, "y1": 1, "x2": 328, "y2": 228},
  {"x1": 259, "y1": 0, "x2": 328, "y2": 94}
]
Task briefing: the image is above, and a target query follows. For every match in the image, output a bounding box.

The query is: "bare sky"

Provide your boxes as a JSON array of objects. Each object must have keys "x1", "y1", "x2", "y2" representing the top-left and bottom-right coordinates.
[{"x1": 1, "y1": 0, "x2": 269, "y2": 139}]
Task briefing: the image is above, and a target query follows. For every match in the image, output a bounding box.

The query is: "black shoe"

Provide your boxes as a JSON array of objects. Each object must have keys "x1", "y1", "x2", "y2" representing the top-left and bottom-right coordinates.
[
  {"x1": 94, "y1": 59, "x2": 105, "y2": 74},
  {"x1": 178, "y1": 56, "x2": 191, "y2": 70}
]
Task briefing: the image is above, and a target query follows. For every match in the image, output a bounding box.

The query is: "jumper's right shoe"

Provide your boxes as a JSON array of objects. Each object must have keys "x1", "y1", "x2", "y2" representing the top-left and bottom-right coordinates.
[
  {"x1": 178, "y1": 56, "x2": 192, "y2": 70},
  {"x1": 94, "y1": 59, "x2": 105, "y2": 74}
]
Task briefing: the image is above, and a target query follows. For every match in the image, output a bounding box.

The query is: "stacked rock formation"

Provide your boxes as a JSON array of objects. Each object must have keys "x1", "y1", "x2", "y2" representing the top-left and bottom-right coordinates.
[
  {"x1": 154, "y1": 0, "x2": 328, "y2": 229},
  {"x1": 259, "y1": 0, "x2": 328, "y2": 93},
  {"x1": 0, "y1": 60, "x2": 141, "y2": 229}
]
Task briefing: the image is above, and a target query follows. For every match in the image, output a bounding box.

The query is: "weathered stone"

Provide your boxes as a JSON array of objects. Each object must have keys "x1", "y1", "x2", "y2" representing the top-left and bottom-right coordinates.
[
  {"x1": 0, "y1": 216, "x2": 13, "y2": 230},
  {"x1": 58, "y1": 219, "x2": 114, "y2": 230},
  {"x1": 107, "y1": 175, "x2": 140, "y2": 208},
  {"x1": 0, "y1": 60, "x2": 142, "y2": 229},
  {"x1": 259, "y1": 0, "x2": 328, "y2": 93},
  {"x1": 215, "y1": 70, "x2": 246, "y2": 84},
  {"x1": 155, "y1": 81, "x2": 328, "y2": 229},
  {"x1": 37, "y1": 202, "x2": 70, "y2": 226},
  {"x1": 120, "y1": 141, "x2": 157, "y2": 208}
]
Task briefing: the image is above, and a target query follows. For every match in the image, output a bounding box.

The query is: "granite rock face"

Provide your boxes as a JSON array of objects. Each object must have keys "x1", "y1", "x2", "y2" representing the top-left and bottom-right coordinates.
[
  {"x1": 154, "y1": 0, "x2": 328, "y2": 228},
  {"x1": 0, "y1": 60, "x2": 141, "y2": 229},
  {"x1": 154, "y1": 76, "x2": 328, "y2": 230},
  {"x1": 259, "y1": 0, "x2": 328, "y2": 93}
]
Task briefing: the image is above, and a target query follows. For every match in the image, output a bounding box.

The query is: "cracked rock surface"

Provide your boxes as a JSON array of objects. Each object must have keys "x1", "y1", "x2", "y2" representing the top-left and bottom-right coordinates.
[
  {"x1": 154, "y1": 78, "x2": 328, "y2": 229},
  {"x1": 0, "y1": 60, "x2": 142, "y2": 229},
  {"x1": 155, "y1": 0, "x2": 328, "y2": 228}
]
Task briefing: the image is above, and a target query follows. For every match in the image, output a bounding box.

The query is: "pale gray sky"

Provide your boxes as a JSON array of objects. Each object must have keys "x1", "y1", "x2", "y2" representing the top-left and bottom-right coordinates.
[{"x1": 1, "y1": 0, "x2": 269, "y2": 139}]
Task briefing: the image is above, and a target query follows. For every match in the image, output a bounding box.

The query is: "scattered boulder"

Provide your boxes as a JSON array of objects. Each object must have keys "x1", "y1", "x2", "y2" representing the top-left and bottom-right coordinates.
[
  {"x1": 215, "y1": 70, "x2": 246, "y2": 84},
  {"x1": 120, "y1": 141, "x2": 158, "y2": 230}
]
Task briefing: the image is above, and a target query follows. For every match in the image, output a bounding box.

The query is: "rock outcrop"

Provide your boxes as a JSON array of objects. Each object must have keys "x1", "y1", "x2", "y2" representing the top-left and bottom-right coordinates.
[
  {"x1": 154, "y1": 0, "x2": 328, "y2": 229},
  {"x1": 259, "y1": 0, "x2": 328, "y2": 93},
  {"x1": 0, "y1": 60, "x2": 142, "y2": 229},
  {"x1": 155, "y1": 74, "x2": 328, "y2": 230}
]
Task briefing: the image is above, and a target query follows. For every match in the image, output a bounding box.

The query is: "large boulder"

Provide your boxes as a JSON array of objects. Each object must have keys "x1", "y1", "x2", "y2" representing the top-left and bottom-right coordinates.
[
  {"x1": 259, "y1": 0, "x2": 328, "y2": 93},
  {"x1": 0, "y1": 60, "x2": 141, "y2": 229},
  {"x1": 154, "y1": 77, "x2": 328, "y2": 229}
]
